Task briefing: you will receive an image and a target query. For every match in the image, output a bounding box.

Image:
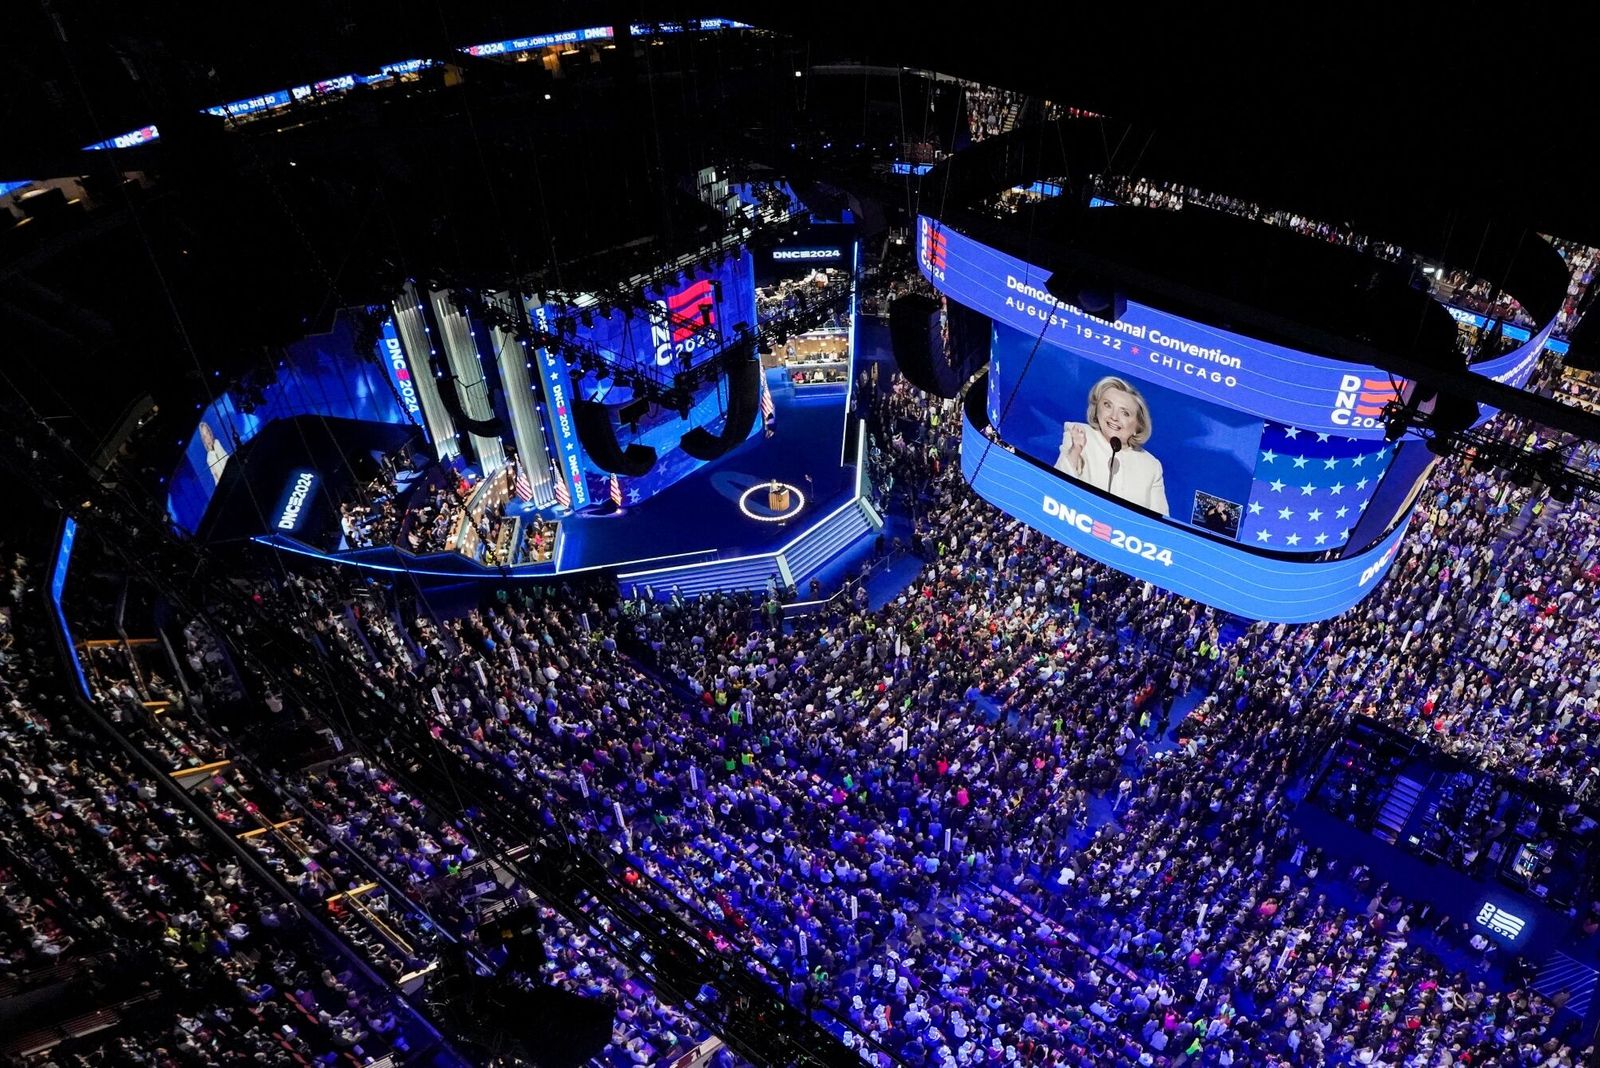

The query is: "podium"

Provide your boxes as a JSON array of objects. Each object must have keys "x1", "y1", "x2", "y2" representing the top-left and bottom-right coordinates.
[{"x1": 767, "y1": 482, "x2": 791, "y2": 511}]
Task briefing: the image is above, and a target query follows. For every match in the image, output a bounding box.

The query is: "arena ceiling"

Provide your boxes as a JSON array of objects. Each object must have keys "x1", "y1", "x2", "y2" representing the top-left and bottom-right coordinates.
[{"x1": 4, "y1": 3, "x2": 1594, "y2": 239}]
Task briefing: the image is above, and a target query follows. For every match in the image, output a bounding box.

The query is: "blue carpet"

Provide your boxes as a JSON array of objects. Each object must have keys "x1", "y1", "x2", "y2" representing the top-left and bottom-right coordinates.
[
  {"x1": 558, "y1": 385, "x2": 853, "y2": 570},
  {"x1": 865, "y1": 552, "x2": 927, "y2": 611}
]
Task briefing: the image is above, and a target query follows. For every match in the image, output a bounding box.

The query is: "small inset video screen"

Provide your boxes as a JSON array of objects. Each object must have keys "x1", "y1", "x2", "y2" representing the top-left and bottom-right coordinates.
[{"x1": 1191, "y1": 490, "x2": 1243, "y2": 539}]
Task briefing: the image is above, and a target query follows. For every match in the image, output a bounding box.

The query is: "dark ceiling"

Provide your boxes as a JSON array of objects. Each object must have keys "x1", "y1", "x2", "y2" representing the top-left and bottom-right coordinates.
[
  {"x1": 747, "y1": 4, "x2": 1600, "y2": 243},
  {"x1": 7, "y1": 3, "x2": 1595, "y2": 235}
]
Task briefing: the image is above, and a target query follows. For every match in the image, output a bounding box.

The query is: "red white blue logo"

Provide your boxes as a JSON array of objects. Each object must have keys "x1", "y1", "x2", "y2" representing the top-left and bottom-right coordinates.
[{"x1": 653, "y1": 278, "x2": 717, "y2": 366}]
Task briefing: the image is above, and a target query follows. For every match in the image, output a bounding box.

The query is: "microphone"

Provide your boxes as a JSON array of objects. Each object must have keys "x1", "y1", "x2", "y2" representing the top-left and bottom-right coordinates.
[{"x1": 1107, "y1": 436, "x2": 1123, "y2": 492}]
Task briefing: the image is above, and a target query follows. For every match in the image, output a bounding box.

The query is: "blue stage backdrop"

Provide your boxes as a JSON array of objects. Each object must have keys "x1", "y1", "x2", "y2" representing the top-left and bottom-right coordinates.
[
  {"x1": 168, "y1": 311, "x2": 409, "y2": 534},
  {"x1": 574, "y1": 368, "x2": 760, "y2": 505},
  {"x1": 538, "y1": 250, "x2": 761, "y2": 507},
  {"x1": 554, "y1": 250, "x2": 757, "y2": 377}
]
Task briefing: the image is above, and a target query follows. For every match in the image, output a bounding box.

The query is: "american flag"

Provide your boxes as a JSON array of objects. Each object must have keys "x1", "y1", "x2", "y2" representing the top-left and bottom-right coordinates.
[
  {"x1": 551, "y1": 459, "x2": 571, "y2": 510},
  {"x1": 609, "y1": 472, "x2": 624, "y2": 508},
  {"x1": 759, "y1": 368, "x2": 776, "y2": 437},
  {"x1": 514, "y1": 465, "x2": 534, "y2": 502},
  {"x1": 1233, "y1": 423, "x2": 1393, "y2": 550}
]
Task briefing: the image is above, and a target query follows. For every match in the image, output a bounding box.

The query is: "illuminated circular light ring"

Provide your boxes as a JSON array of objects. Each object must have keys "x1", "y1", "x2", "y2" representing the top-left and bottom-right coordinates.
[{"x1": 738, "y1": 482, "x2": 806, "y2": 522}]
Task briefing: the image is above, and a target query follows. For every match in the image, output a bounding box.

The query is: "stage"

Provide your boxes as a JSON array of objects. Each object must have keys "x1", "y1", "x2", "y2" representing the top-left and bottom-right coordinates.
[
  {"x1": 547, "y1": 381, "x2": 856, "y2": 573},
  {"x1": 253, "y1": 375, "x2": 881, "y2": 597}
]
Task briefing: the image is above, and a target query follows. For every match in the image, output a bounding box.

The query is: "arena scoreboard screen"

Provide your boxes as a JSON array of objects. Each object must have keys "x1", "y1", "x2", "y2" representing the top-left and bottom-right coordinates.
[{"x1": 921, "y1": 216, "x2": 1554, "y2": 622}]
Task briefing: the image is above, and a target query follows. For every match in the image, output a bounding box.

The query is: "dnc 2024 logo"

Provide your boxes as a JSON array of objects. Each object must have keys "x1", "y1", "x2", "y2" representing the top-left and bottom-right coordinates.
[
  {"x1": 1331, "y1": 374, "x2": 1404, "y2": 429},
  {"x1": 651, "y1": 278, "x2": 718, "y2": 367}
]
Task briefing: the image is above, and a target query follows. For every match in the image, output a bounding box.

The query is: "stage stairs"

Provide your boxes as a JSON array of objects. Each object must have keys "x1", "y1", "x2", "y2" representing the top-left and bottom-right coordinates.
[
  {"x1": 1373, "y1": 775, "x2": 1427, "y2": 845},
  {"x1": 619, "y1": 497, "x2": 879, "y2": 600}
]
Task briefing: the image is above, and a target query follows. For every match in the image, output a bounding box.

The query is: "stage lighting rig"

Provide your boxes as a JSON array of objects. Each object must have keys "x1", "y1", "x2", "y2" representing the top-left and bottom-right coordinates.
[{"x1": 1408, "y1": 417, "x2": 1600, "y2": 502}]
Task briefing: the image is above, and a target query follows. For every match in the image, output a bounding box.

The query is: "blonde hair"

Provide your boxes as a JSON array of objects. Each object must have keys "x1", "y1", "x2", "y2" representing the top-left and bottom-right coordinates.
[{"x1": 1085, "y1": 376, "x2": 1152, "y2": 449}]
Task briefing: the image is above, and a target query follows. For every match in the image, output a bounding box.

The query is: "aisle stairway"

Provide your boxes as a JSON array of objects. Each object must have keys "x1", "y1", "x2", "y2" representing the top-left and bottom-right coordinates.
[
  {"x1": 1000, "y1": 98, "x2": 1023, "y2": 134},
  {"x1": 618, "y1": 497, "x2": 879, "y2": 600},
  {"x1": 1373, "y1": 775, "x2": 1427, "y2": 844}
]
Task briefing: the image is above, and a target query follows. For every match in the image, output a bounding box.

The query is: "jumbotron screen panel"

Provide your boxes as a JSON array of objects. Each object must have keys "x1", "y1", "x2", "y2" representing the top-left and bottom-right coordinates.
[
  {"x1": 989, "y1": 323, "x2": 1398, "y2": 549},
  {"x1": 921, "y1": 215, "x2": 1556, "y2": 621},
  {"x1": 920, "y1": 216, "x2": 1548, "y2": 435}
]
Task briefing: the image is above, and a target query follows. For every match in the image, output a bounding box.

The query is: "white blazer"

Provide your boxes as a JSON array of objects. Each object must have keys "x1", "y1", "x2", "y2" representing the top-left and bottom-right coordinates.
[
  {"x1": 206, "y1": 440, "x2": 231, "y2": 485},
  {"x1": 1054, "y1": 423, "x2": 1169, "y2": 516}
]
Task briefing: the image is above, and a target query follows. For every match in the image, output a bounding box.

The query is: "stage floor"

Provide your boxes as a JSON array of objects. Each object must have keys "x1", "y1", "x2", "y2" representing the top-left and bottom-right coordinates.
[{"x1": 549, "y1": 382, "x2": 856, "y2": 572}]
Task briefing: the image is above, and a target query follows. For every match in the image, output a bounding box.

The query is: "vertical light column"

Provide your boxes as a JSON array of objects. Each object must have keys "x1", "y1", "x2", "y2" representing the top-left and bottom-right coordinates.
[
  {"x1": 841, "y1": 237, "x2": 861, "y2": 465},
  {"x1": 392, "y1": 284, "x2": 460, "y2": 460},
  {"x1": 489, "y1": 291, "x2": 555, "y2": 506},
  {"x1": 430, "y1": 290, "x2": 507, "y2": 474}
]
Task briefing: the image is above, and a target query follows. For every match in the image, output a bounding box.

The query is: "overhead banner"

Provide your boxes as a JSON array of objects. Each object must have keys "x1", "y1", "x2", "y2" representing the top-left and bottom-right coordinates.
[
  {"x1": 377, "y1": 316, "x2": 428, "y2": 441},
  {"x1": 919, "y1": 216, "x2": 1552, "y2": 437},
  {"x1": 529, "y1": 300, "x2": 591, "y2": 508},
  {"x1": 465, "y1": 25, "x2": 614, "y2": 56}
]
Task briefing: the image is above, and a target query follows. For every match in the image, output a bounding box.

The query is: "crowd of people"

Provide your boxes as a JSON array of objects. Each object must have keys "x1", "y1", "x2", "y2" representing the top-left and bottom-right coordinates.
[
  {"x1": 311, "y1": 461, "x2": 1584, "y2": 1065},
  {"x1": 0, "y1": 552, "x2": 437, "y2": 1067},
  {"x1": 10, "y1": 332, "x2": 1600, "y2": 1067},
  {"x1": 524, "y1": 515, "x2": 558, "y2": 564},
  {"x1": 194, "y1": 363, "x2": 1591, "y2": 1066},
  {"x1": 960, "y1": 84, "x2": 1028, "y2": 143},
  {"x1": 1547, "y1": 238, "x2": 1599, "y2": 339},
  {"x1": 857, "y1": 253, "x2": 939, "y2": 321},
  {"x1": 339, "y1": 456, "x2": 414, "y2": 550},
  {"x1": 399, "y1": 475, "x2": 469, "y2": 555},
  {"x1": 0, "y1": 538, "x2": 740, "y2": 1067}
]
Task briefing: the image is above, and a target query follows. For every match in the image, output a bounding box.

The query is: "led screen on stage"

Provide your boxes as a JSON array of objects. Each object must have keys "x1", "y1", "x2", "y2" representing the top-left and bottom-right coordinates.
[
  {"x1": 557, "y1": 251, "x2": 757, "y2": 376},
  {"x1": 532, "y1": 250, "x2": 760, "y2": 507}
]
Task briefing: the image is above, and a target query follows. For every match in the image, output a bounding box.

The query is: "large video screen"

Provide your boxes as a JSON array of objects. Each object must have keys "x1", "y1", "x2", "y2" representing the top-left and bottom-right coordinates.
[
  {"x1": 560, "y1": 251, "x2": 757, "y2": 377},
  {"x1": 534, "y1": 249, "x2": 762, "y2": 507},
  {"x1": 989, "y1": 323, "x2": 1398, "y2": 549},
  {"x1": 167, "y1": 312, "x2": 409, "y2": 534},
  {"x1": 990, "y1": 322, "x2": 1259, "y2": 531},
  {"x1": 959, "y1": 409, "x2": 1412, "y2": 623}
]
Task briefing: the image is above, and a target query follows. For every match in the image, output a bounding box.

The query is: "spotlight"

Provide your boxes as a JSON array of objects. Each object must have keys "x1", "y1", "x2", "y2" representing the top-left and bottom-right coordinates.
[
  {"x1": 1381, "y1": 401, "x2": 1411, "y2": 443},
  {"x1": 1550, "y1": 479, "x2": 1576, "y2": 504},
  {"x1": 1425, "y1": 433, "x2": 1452, "y2": 458}
]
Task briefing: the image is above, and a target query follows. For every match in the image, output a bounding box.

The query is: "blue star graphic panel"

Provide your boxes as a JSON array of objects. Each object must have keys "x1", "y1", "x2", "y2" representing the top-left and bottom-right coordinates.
[{"x1": 1235, "y1": 423, "x2": 1395, "y2": 549}]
